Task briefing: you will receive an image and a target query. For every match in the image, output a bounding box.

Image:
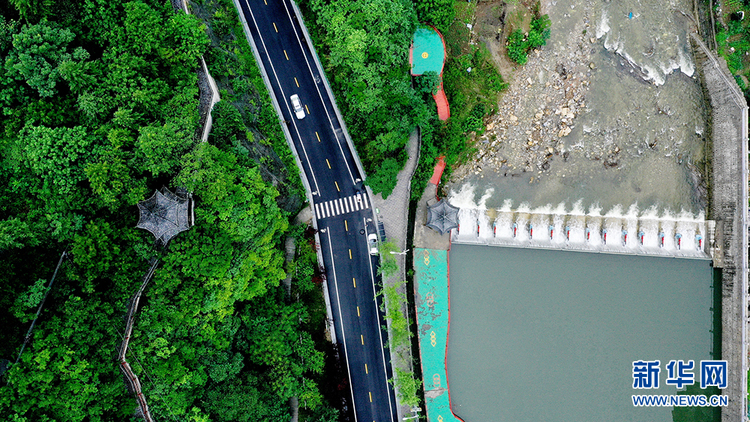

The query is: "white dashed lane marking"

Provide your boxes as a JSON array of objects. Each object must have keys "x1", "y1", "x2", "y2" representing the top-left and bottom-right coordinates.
[{"x1": 315, "y1": 193, "x2": 370, "y2": 219}]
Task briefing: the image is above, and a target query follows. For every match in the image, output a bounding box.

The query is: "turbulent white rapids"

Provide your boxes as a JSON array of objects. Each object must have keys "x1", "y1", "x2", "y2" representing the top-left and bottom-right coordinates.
[
  {"x1": 448, "y1": 186, "x2": 709, "y2": 258},
  {"x1": 596, "y1": 1, "x2": 695, "y2": 86}
]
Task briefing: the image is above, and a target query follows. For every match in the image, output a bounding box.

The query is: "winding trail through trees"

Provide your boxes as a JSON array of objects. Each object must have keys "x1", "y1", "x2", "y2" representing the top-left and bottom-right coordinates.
[{"x1": 118, "y1": 258, "x2": 160, "y2": 422}]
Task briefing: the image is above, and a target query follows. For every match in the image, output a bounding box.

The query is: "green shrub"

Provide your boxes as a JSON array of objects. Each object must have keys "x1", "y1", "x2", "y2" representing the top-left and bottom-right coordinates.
[
  {"x1": 736, "y1": 75, "x2": 747, "y2": 91},
  {"x1": 392, "y1": 367, "x2": 422, "y2": 408},
  {"x1": 530, "y1": 14, "x2": 551, "y2": 42},
  {"x1": 507, "y1": 29, "x2": 528, "y2": 64},
  {"x1": 366, "y1": 157, "x2": 402, "y2": 199},
  {"x1": 416, "y1": 70, "x2": 442, "y2": 95},
  {"x1": 506, "y1": 15, "x2": 551, "y2": 65},
  {"x1": 413, "y1": 0, "x2": 456, "y2": 33},
  {"x1": 462, "y1": 115, "x2": 483, "y2": 134}
]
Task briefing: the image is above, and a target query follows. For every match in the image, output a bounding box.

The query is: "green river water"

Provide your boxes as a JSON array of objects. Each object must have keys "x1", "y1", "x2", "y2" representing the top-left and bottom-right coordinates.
[{"x1": 446, "y1": 244, "x2": 717, "y2": 422}]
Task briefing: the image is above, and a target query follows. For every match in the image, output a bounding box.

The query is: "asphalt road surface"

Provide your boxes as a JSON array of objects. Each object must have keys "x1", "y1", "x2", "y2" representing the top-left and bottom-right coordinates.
[{"x1": 235, "y1": 1, "x2": 399, "y2": 420}]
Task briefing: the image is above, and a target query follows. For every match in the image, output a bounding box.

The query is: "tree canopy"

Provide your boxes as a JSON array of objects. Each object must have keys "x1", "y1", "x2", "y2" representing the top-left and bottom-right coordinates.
[{"x1": 304, "y1": 0, "x2": 430, "y2": 197}]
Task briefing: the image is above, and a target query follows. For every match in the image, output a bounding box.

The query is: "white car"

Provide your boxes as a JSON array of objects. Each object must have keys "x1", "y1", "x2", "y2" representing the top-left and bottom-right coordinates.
[
  {"x1": 368, "y1": 233, "x2": 379, "y2": 256},
  {"x1": 290, "y1": 94, "x2": 305, "y2": 119}
]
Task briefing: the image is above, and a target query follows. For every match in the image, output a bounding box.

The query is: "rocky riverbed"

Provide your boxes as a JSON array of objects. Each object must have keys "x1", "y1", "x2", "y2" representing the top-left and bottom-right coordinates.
[
  {"x1": 449, "y1": 0, "x2": 708, "y2": 214},
  {"x1": 453, "y1": 1, "x2": 595, "y2": 181}
]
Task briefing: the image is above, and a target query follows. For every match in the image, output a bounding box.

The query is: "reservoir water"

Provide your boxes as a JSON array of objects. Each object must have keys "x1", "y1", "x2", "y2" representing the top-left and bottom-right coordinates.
[{"x1": 446, "y1": 244, "x2": 716, "y2": 422}]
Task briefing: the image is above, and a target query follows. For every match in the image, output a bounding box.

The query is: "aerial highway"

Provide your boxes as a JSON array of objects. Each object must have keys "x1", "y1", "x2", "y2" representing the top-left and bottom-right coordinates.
[{"x1": 234, "y1": 0, "x2": 399, "y2": 420}]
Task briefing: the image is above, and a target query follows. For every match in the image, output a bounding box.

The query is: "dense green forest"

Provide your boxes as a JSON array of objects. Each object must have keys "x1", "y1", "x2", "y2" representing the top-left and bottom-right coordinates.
[{"x1": 0, "y1": 0, "x2": 337, "y2": 420}]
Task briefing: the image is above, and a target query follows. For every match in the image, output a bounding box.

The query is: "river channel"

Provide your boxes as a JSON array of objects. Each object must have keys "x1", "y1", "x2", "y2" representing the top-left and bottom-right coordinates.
[{"x1": 449, "y1": 0, "x2": 708, "y2": 217}]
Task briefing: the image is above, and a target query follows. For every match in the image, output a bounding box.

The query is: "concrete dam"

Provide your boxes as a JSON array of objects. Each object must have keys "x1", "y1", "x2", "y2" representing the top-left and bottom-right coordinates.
[{"x1": 450, "y1": 203, "x2": 709, "y2": 259}]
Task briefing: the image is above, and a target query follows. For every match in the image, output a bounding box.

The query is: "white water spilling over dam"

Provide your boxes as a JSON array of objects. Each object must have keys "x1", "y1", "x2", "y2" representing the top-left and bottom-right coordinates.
[{"x1": 449, "y1": 199, "x2": 709, "y2": 259}]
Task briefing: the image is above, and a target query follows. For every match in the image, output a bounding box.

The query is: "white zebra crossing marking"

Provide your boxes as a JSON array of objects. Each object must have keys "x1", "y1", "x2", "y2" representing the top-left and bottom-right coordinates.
[{"x1": 314, "y1": 193, "x2": 371, "y2": 220}]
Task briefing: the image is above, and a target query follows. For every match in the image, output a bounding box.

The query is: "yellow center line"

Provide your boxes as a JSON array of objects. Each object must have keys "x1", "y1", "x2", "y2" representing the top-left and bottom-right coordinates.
[
  {"x1": 357, "y1": 306, "x2": 360, "y2": 316},
  {"x1": 326, "y1": 159, "x2": 331, "y2": 169},
  {"x1": 284, "y1": 50, "x2": 289, "y2": 60},
  {"x1": 365, "y1": 364, "x2": 368, "y2": 374},
  {"x1": 345, "y1": 220, "x2": 348, "y2": 231},
  {"x1": 335, "y1": 181, "x2": 340, "y2": 192},
  {"x1": 352, "y1": 277, "x2": 356, "y2": 287},
  {"x1": 273, "y1": 22, "x2": 278, "y2": 32},
  {"x1": 294, "y1": 77, "x2": 299, "y2": 87},
  {"x1": 305, "y1": 104, "x2": 310, "y2": 114},
  {"x1": 263, "y1": 0, "x2": 266, "y2": 4},
  {"x1": 315, "y1": 132, "x2": 321, "y2": 142},
  {"x1": 361, "y1": 334, "x2": 364, "y2": 344},
  {"x1": 349, "y1": 249, "x2": 352, "y2": 259},
  {"x1": 369, "y1": 392, "x2": 372, "y2": 402}
]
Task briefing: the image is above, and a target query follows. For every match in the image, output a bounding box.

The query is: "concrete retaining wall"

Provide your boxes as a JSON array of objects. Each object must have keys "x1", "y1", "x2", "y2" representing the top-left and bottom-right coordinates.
[{"x1": 692, "y1": 32, "x2": 749, "y2": 422}]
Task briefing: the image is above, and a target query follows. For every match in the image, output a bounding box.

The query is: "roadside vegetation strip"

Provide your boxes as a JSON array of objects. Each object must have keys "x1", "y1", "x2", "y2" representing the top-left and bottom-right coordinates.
[
  {"x1": 298, "y1": 0, "x2": 429, "y2": 198},
  {"x1": 209, "y1": 0, "x2": 305, "y2": 199},
  {"x1": 380, "y1": 280, "x2": 422, "y2": 408},
  {"x1": 413, "y1": 248, "x2": 464, "y2": 422}
]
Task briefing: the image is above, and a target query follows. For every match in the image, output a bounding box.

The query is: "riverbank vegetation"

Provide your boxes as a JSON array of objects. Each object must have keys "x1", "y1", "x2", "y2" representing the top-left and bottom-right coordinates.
[
  {"x1": 0, "y1": 0, "x2": 337, "y2": 420},
  {"x1": 410, "y1": 0, "x2": 508, "y2": 199},
  {"x1": 506, "y1": 13, "x2": 551, "y2": 65},
  {"x1": 715, "y1": 0, "x2": 750, "y2": 98}
]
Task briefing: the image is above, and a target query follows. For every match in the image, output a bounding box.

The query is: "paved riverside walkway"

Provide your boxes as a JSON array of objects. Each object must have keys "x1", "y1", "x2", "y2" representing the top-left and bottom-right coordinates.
[
  {"x1": 412, "y1": 158, "x2": 459, "y2": 421},
  {"x1": 414, "y1": 248, "x2": 462, "y2": 422}
]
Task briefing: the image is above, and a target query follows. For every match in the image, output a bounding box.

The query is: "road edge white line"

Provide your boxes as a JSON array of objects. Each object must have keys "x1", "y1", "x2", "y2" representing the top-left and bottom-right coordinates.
[
  {"x1": 243, "y1": 0, "x2": 321, "y2": 194},
  {"x1": 326, "y1": 229, "x2": 359, "y2": 422},
  {"x1": 280, "y1": 0, "x2": 356, "y2": 185}
]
